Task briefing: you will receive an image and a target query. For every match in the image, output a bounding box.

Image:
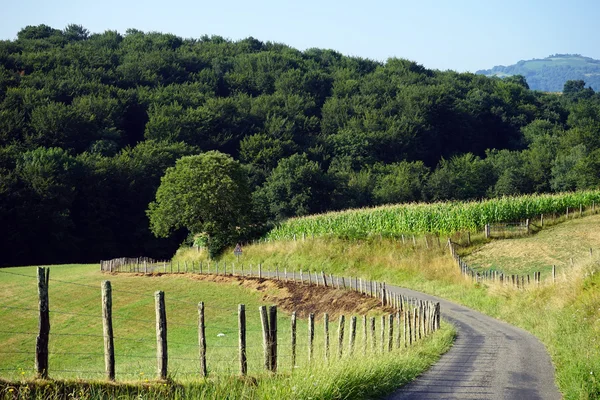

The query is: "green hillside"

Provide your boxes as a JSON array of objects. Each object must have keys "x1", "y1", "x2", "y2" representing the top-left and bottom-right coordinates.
[{"x1": 477, "y1": 54, "x2": 600, "y2": 92}]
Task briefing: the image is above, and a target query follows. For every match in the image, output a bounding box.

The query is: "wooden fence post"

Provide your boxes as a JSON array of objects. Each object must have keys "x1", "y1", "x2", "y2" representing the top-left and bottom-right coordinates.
[
  {"x1": 269, "y1": 306, "x2": 277, "y2": 372},
  {"x1": 36, "y1": 267, "x2": 50, "y2": 379},
  {"x1": 413, "y1": 308, "x2": 418, "y2": 342},
  {"x1": 396, "y1": 311, "x2": 401, "y2": 348},
  {"x1": 260, "y1": 306, "x2": 270, "y2": 371},
  {"x1": 403, "y1": 309, "x2": 408, "y2": 347},
  {"x1": 370, "y1": 316, "x2": 376, "y2": 351},
  {"x1": 308, "y1": 313, "x2": 315, "y2": 362},
  {"x1": 552, "y1": 265, "x2": 556, "y2": 283},
  {"x1": 101, "y1": 281, "x2": 115, "y2": 381},
  {"x1": 238, "y1": 304, "x2": 247, "y2": 376},
  {"x1": 363, "y1": 315, "x2": 368, "y2": 355},
  {"x1": 485, "y1": 224, "x2": 490, "y2": 239},
  {"x1": 338, "y1": 315, "x2": 345, "y2": 359},
  {"x1": 198, "y1": 302, "x2": 207, "y2": 377},
  {"x1": 324, "y1": 313, "x2": 330, "y2": 360},
  {"x1": 380, "y1": 315, "x2": 386, "y2": 353},
  {"x1": 349, "y1": 316, "x2": 357, "y2": 355},
  {"x1": 155, "y1": 291, "x2": 168, "y2": 380},
  {"x1": 291, "y1": 312, "x2": 297, "y2": 367},
  {"x1": 388, "y1": 314, "x2": 394, "y2": 352}
]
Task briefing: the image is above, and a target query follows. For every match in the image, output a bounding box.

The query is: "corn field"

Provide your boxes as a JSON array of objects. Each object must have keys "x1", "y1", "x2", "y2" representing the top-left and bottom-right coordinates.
[{"x1": 266, "y1": 190, "x2": 600, "y2": 240}]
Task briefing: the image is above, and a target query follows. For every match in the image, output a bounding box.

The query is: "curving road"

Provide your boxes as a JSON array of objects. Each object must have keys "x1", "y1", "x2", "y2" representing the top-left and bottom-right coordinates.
[{"x1": 385, "y1": 285, "x2": 561, "y2": 400}]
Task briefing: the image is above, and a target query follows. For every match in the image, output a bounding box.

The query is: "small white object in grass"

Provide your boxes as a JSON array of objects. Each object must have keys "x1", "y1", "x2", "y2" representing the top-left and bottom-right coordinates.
[{"x1": 217, "y1": 333, "x2": 225, "y2": 337}]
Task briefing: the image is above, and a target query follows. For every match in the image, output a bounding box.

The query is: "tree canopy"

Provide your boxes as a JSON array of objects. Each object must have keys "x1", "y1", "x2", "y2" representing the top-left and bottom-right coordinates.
[
  {"x1": 147, "y1": 151, "x2": 251, "y2": 257},
  {"x1": 2, "y1": 25, "x2": 600, "y2": 264}
]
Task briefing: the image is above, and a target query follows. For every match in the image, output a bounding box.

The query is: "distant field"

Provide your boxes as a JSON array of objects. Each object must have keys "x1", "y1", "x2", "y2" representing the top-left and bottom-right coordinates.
[{"x1": 465, "y1": 214, "x2": 600, "y2": 275}]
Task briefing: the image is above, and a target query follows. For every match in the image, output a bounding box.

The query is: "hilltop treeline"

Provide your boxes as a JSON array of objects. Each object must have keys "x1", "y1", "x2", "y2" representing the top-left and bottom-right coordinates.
[{"x1": 1, "y1": 24, "x2": 600, "y2": 265}]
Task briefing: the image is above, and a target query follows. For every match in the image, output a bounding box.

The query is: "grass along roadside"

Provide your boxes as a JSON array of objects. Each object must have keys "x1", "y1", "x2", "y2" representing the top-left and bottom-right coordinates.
[
  {"x1": 0, "y1": 264, "x2": 455, "y2": 399},
  {"x1": 195, "y1": 221, "x2": 600, "y2": 399},
  {"x1": 0, "y1": 325, "x2": 455, "y2": 400}
]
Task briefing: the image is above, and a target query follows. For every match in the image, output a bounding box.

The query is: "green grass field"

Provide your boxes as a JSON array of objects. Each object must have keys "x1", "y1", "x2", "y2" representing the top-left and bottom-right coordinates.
[{"x1": 0, "y1": 264, "x2": 455, "y2": 399}]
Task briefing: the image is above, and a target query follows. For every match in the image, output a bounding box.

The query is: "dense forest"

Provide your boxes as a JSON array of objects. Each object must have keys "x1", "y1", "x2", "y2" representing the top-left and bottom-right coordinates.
[
  {"x1": 477, "y1": 54, "x2": 600, "y2": 92},
  {"x1": 2, "y1": 24, "x2": 600, "y2": 265}
]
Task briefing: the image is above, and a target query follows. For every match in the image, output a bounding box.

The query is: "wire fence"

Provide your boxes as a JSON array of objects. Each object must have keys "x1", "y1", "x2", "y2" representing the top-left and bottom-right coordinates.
[{"x1": 0, "y1": 265, "x2": 442, "y2": 382}]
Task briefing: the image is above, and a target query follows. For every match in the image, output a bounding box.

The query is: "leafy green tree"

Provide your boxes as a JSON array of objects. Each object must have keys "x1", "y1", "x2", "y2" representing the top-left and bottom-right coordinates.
[
  {"x1": 255, "y1": 153, "x2": 329, "y2": 220},
  {"x1": 563, "y1": 80, "x2": 594, "y2": 101},
  {"x1": 550, "y1": 144, "x2": 588, "y2": 191},
  {"x1": 426, "y1": 154, "x2": 493, "y2": 200},
  {"x1": 147, "y1": 151, "x2": 251, "y2": 257},
  {"x1": 63, "y1": 24, "x2": 89, "y2": 41},
  {"x1": 372, "y1": 161, "x2": 429, "y2": 204}
]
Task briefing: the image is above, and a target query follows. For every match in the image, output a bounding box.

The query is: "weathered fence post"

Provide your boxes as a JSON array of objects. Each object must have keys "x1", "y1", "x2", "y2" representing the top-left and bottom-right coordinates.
[
  {"x1": 338, "y1": 315, "x2": 345, "y2": 359},
  {"x1": 36, "y1": 267, "x2": 50, "y2": 379},
  {"x1": 388, "y1": 314, "x2": 394, "y2": 352},
  {"x1": 269, "y1": 306, "x2": 277, "y2": 372},
  {"x1": 101, "y1": 281, "x2": 115, "y2": 381},
  {"x1": 349, "y1": 316, "x2": 357, "y2": 355},
  {"x1": 380, "y1": 315, "x2": 386, "y2": 353},
  {"x1": 485, "y1": 224, "x2": 490, "y2": 239},
  {"x1": 324, "y1": 313, "x2": 330, "y2": 360},
  {"x1": 363, "y1": 315, "x2": 368, "y2": 354},
  {"x1": 291, "y1": 312, "x2": 297, "y2": 367},
  {"x1": 155, "y1": 291, "x2": 168, "y2": 380},
  {"x1": 552, "y1": 265, "x2": 556, "y2": 283},
  {"x1": 370, "y1": 316, "x2": 376, "y2": 351},
  {"x1": 239, "y1": 304, "x2": 247, "y2": 376},
  {"x1": 308, "y1": 313, "x2": 315, "y2": 362},
  {"x1": 198, "y1": 302, "x2": 207, "y2": 377},
  {"x1": 260, "y1": 306, "x2": 270, "y2": 371}
]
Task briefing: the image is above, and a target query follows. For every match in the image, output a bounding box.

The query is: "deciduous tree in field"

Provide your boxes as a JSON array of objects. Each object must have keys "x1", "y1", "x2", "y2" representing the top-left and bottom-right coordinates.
[{"x1": 147, "y1": 151, "x2": 251, "y2": 257}]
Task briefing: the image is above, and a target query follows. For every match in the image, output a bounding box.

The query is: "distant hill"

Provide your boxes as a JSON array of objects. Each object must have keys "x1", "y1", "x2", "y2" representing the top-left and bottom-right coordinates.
[{"x1": 476, "y1": 54, "x2": 600, "y2": 92}]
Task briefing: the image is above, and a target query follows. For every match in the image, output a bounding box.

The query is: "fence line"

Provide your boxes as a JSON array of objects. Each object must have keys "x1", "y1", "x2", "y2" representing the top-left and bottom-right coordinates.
[
  {"x1": 448, "y1": 238, "x2": 595, "y2": 287},
  {"x1": 5, "y1": 266, "x2": 442, "y2": 382}
]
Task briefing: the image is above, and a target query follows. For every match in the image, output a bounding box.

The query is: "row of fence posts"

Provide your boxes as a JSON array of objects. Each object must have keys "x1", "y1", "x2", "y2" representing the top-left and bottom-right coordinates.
[
  {"x1": 448, "y1": 239, "x2": 594, "y2": 286},
  {"x1": 102, "y1": 260, "x2": 429, "y2": 310},
  {"x1": 34, "y1": 266, "x2": 442, "y2": 380},
  {"x1": 483, "y1": 203, "x2": 596, "y2": 239}
]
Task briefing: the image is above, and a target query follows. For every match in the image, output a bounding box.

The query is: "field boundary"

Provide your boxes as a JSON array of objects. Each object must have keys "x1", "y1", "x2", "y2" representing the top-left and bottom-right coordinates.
[{"x1": 1, "y1": 265, "x2": 442, "y2": 382}]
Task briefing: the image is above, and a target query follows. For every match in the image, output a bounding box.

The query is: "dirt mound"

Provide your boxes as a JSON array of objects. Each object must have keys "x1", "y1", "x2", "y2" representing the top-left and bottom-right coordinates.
[{"x1": 185, "y1": 274, "x2": 394, "y2": 319}]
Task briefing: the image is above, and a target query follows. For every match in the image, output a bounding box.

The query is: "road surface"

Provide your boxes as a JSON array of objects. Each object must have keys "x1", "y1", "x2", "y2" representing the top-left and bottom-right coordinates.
[{"x1": 385, "y1": 285, "x2": 561, "y2": 400}]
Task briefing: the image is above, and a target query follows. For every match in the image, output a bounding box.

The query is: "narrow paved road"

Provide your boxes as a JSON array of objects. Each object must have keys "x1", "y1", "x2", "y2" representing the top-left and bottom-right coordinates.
[{"x1": 385, "y1": 285, "x2": 561, "y2": 400}]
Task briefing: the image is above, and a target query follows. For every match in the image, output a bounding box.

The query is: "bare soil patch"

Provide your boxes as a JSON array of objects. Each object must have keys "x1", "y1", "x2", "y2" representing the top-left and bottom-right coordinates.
[{"x1": 183, "y1": 274, "x2": 394, "y2": 319}]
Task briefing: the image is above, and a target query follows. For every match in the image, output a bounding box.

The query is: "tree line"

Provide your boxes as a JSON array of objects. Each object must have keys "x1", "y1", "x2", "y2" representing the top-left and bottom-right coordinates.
[{"x1": 1, "y1": 24, "x2": 600, "y2": 264}]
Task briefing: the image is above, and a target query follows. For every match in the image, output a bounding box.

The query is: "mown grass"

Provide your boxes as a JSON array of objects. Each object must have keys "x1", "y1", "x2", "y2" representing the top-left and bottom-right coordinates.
[
  {"x1": 0, "y1": 264, "x2": 455, "y2": 399},
  {"x1": 200, "y1": 219, "x2": 600, "y2": 400}
]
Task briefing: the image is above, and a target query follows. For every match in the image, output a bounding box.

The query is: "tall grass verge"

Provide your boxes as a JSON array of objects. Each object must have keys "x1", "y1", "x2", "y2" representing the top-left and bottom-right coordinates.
[{"x1": 208, "y1": 236, "x2": 600, "y2": 399}]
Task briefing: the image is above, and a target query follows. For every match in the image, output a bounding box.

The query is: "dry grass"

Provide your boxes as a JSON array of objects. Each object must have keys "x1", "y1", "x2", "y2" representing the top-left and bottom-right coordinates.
[{"x1": 465, "y1": 214, "x2": 600, "y2": 274}]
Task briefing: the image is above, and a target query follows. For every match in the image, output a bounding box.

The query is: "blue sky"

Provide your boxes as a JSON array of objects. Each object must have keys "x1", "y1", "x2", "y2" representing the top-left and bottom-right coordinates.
[{"x1": 2, "y1": 0, "x2": 598, "y2": 72}]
